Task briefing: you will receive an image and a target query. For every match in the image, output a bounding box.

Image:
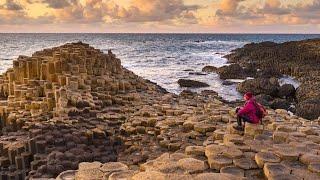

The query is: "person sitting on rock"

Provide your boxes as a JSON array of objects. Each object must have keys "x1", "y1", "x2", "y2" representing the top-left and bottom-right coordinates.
[{"x1": 234, "y1": 92, "x2": 265, "y2": 131}]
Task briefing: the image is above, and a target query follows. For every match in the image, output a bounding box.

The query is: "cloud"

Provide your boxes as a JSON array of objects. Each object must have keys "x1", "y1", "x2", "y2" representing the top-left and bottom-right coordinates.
[
  {"x1": 51, "y1": 0, "x2": 200, "y2": 25},
  {"x1": 215, "y1": 0, "x2": 244, "y2": 16},
  {"x1": 42, "y1": 0, "x2": 73, "y2": 9},
  {"x1": 53, "y1": 0, "x2": 109, "y2": 23},
  {"x1": 0, "y1": 0, "x2": 54, "y2": 25},
  {"x1": 292, "y1": 0, "x2": 320, "y2": 22},
  {"x1": 0, "y1": 0, "x2": 23, "y2": 10},
  {"x1": 213, "y1": 0, "x2": 320, "y2": 26},
  {"x1": 258, "y1": 0, "x2": 290, "y2": 15},
  {"x1": 105, "y1": 0, "x2": 200, "y2": 23},
  {"x1": 0, "y1": 0, "x2": 319, "y2": 32}
]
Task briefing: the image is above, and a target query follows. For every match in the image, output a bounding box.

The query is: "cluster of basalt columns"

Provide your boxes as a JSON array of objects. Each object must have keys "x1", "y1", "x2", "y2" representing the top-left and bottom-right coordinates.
[{"x1": 0, "y1": 42, "x2": 136, "y2": 179}]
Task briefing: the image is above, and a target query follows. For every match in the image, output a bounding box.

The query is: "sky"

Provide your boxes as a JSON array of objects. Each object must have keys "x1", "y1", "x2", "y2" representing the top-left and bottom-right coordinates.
[{"x1": 0, "y1": 0, "x2": 319, "y2": 33}]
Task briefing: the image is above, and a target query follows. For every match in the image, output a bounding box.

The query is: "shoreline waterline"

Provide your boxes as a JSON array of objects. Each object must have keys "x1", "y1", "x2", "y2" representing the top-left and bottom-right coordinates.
[{"x1": 0, "y1": 34, "x2": 316, "y2": 101}]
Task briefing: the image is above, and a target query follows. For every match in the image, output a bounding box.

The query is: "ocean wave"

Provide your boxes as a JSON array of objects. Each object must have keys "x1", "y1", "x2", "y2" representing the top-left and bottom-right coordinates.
[{"x1": 192, "y1": 40, "x2": 248, "y2": 46}]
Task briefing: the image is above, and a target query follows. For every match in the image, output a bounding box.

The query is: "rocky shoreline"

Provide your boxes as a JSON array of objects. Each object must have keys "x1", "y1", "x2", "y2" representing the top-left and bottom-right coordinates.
[
  {"x1": 201, "y1": 39, "x2": 320, "y2": 120},
  {"x1": 0, "y1": 42, "x2": 319, "y2": 179}
]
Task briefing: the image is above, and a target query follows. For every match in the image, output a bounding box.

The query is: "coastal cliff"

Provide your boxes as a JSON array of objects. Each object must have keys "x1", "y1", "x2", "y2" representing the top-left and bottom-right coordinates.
[{"x1": 0, "y1": 43, "x2": 319, "y2": 179}]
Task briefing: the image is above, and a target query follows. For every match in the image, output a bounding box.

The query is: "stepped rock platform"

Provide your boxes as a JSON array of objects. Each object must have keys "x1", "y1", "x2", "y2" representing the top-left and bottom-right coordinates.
[{"x1": 0, "y1": 42, "x2": 319, "y2": 180}]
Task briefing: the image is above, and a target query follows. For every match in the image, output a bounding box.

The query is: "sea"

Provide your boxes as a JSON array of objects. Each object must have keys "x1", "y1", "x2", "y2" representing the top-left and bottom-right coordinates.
[{"x1": 0, "y1": 33, "x2": 319, "y2": 101}]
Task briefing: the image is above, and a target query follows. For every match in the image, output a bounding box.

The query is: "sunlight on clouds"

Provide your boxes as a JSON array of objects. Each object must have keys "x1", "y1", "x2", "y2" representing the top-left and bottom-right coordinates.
[
  {"x1": 26, "y1": 3, "x2": 50, "y2": 17},
  {"x1": 0, "y1": 0, "x2": 319, "y2": 32}
]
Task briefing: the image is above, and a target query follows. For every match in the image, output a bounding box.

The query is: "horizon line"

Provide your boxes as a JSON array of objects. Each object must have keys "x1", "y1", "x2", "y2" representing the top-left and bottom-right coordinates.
[{"x1": 0, "y1": 32, "x2": 320, "y2": 35}]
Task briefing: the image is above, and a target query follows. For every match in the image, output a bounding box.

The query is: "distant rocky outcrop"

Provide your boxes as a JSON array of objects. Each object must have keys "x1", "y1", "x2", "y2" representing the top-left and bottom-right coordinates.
[
  {"x1": 178, "y1": 79, "x2": 209, "y2": 88},
  {"x1": 237, "y1": 78, "x2": 280, "y2": 97},
  {"x1": 202, "y1": 66, "x2": 217, "y2": 73},
  {"x1": 217, "y1": 64, "x2": 247, "y2": 80},
  {"x1": 225, "y1": 38, "x2": 320, "y2": 120}
]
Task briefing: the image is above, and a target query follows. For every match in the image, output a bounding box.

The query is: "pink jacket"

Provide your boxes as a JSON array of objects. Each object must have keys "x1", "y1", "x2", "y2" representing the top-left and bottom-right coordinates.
[{"x1": 237, "y1": 98, "x2": 260, "y2": 124}]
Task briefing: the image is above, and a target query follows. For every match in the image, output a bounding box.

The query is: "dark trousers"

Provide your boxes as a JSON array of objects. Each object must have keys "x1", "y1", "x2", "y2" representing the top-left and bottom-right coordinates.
[{"x1": 237, "y1": 115, "x2": 251, "y2": 126}]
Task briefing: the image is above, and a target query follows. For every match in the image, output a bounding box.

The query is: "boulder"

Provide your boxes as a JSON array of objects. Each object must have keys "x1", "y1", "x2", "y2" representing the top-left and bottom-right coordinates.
[
  {"x1": 296, "y1": 98, "x2": 320, "y2": 120},
  {"x1": 296, "y1": 82, "x2": 320, "y2": 102},
  {"x1": 270, "y1": 98, "x2": 290, "y2": 110},
  {"x1": 222, "y1": 80, "x2": 236, "y2": 86},
  {"x1": 243, "y1": 63, "x2": 258, "y2": 77},
  {"x1": 257, "y1": 68, "x2": 282, "y2": 78},
  {"x1": 189, "y1": 72, "x2": 207, "y2": 76},
  {"x1": 201, "y1": 90, "x2": 219, "y2": 96},
  {"x1": 202, "y1": 66, "x2": 217, "y2": 73},
  {"x1": 237, "y1": 78, "x2": 280, "y2": 97},
  {"x1": 278, "y1": 84, "x2": 296, "y2": 98},
  {"x1": 179, "y1": 90, "x2": 197, "y2": 97},
  {"x1": 217, "y1": 64, "x2": 247, "y2": 79},
  {"x1": 177, "y1": 79, "x2": 209, "y2": 88},
  {"x1": 255, "y1": 94, "x2": 273, "y2": 106}
]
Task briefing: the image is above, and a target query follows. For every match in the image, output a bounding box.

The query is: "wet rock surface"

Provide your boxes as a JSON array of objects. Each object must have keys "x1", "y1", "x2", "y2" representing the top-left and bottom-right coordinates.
[
  {"x1": 177, "y1": 79, "x2": 209, "y2": 88},
  {"x1": 217, "y1": 64, "x2": 247, "y2": 80},
  {"x1": 202, "y1": 65, "x2": 217, "y2": 73},
  {"x1": 0, "y1": 42, "x2": 319, "y2": 180}
]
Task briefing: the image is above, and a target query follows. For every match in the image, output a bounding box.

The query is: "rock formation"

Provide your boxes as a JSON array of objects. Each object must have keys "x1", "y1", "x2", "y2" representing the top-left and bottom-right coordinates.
[
  {"x1": 216, "y1": 64, "x2": 247, "y2": 80},
  {"x1": 225, "y1": 39, "x2": 320, "y2": 120},
  {"x1": 0, "y1": 42, "x2": 319, "y2": 180},
  {"x1": 0, "y1": 42, "x2": 162, "y2": 178},
  {"x1": 177, "y1": 79, "x2": 209, "y2": 88},
  {"x1": 202, "y1": 66, "x2": 217, "y2": 73}
]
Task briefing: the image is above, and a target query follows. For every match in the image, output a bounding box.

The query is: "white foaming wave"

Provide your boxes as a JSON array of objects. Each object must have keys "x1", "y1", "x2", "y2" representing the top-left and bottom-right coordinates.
[
  {"x1": 192, "y1": 40, "x2": 248, "y2": 46},
  {"x1": 279, "y1": 76, "x2": 301, "y2": 88},
  {"x1": 0, "y1": 58, "x2": 13, "y2": 74}
]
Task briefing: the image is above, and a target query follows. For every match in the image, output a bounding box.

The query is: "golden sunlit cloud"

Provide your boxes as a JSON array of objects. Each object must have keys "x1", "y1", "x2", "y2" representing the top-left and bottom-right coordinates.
[{"x1": 0, "y1": 0, "x2": 319, "y2": 33}]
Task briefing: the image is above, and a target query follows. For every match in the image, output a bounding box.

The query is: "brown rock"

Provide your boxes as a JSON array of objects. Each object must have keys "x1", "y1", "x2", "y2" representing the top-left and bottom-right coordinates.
[
  {"x1": 300, "y1": 153, "x2": 320, "y2": 165},
  {"x1": 185, "y1": 146, "x2": 205, "y2": 156},
  {"x1": 220, "y1": 166, "x2": 245, "y2": 177},
  {"x1": 255, "y1": 152, "x2": 281, "y2": 168},
  {"x1": 177, "y1": 158, "x2": 206, "y2": 173},
  {"x1": 108, "y1": 170, "x2": 135, "y2": 180},
  {"x1": 194, "y1": 173, "x2": 243, "y2": 180},
  {"x1": 263, "y1": 163, "x2": 290, "y2": 179},
  {"x1": 233, "y1": 157, "x2": 258, "y2": 170},
  {"x1": 207, "y1": 155, "x2": 233, "y2": 170},
  {"x1": 132, "y1": 171, "x2": 166, "y2": 180}
]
